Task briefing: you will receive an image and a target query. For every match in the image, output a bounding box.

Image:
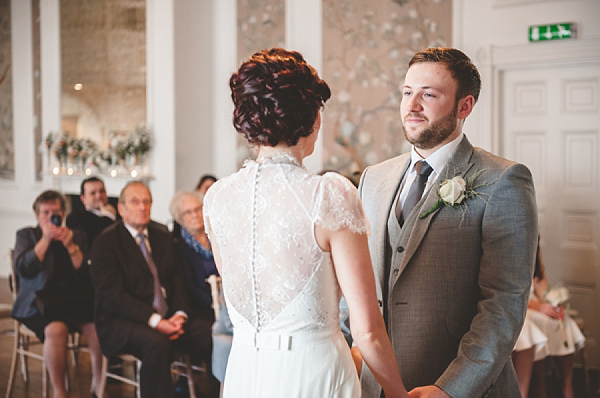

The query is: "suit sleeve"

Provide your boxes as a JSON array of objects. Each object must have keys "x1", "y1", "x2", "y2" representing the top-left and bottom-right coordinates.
[
  {"x1": 90, "y1": 232, "x2": 155, "y2": 324},
  {"x1": 13, "y1": 228, "x2": 45, "y2": 279},
  {"x1": 436, "y1": 163, "x2": 538, "y2": 397}
]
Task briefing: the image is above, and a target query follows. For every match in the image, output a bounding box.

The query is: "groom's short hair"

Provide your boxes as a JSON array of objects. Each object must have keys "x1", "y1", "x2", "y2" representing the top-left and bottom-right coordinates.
[{"x1": 409, "y1": 47, "x2": 481, "y2": 104}]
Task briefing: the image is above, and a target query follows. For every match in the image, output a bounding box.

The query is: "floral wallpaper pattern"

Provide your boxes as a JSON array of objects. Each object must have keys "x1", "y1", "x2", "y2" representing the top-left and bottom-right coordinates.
[
  {"x1": 0, "y1": 0, "x2": 14, "y2": 179},
  {"x1": 236, "y1": 0, "x2": 285, "y2": 167},
  {"x1": 322, "y1": 0, "x2": 451, "y2": 176}
]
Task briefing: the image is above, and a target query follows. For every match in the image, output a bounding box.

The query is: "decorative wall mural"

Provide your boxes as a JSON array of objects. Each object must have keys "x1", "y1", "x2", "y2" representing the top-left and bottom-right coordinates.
[
  {"x1": 236, "y1": 0, "x2": 285, "y2": 167},
  {"x1": 322, "y1": 0, "x2": 451, "y2": 176},
  {"x1": 0, "y1": 0, "x2": 14, "y2": 180}
]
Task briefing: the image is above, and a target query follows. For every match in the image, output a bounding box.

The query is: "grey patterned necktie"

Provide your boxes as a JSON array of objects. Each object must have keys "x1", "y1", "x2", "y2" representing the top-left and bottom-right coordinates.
[
  {"x1": 397, "y1": 160, "x2": 433, "y2": 226},
  {"x1": 137, "y1": 233, "x2": 168, "y2": 316}
]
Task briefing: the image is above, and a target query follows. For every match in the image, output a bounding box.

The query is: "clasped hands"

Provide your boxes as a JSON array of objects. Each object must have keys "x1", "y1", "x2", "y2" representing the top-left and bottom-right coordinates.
[
  {"x1": 538, "y1": 302, "x2": 565, "y2": 320},
  {"x1": 408, "y1": 386, "x2": 451, "y2": 398},
  {"x1": 157, "y1": 314, "x2": 187, "y2": 340}
]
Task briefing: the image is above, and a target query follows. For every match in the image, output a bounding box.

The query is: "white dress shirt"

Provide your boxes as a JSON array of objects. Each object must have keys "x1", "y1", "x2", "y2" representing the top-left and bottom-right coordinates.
[{"x1": 398, "y1": 132, "x2": 465, "y2": 209}]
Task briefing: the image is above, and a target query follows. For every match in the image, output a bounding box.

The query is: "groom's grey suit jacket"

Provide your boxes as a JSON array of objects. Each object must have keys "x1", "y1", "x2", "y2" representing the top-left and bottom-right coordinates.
[{"x1": 355, "y1": 136, "x2": 538, "y2": 397}]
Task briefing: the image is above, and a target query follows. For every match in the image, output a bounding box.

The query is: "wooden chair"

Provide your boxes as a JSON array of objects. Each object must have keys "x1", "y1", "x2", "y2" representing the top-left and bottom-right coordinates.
[
  {"x1": 170, "y1": 276, "x2": 223, "y2": 397},
  {"x1": 5, "y1": 249, "x2": 81, "y2": 398},
  {"x1": 207, "y1": 275, "x2": 222, "y2": 320},
  {"x1": 96, "y1": 354, "x2": 141, "y2": 398},
  {"x1": 5, "y1": 251, "x2": 50, "y2": 398},
  {"x1": 568, "y1": 309, "x2": 590, "y2": 397}
]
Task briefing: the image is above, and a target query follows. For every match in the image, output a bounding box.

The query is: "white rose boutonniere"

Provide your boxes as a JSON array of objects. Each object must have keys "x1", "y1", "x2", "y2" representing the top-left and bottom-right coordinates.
[
  {"x1": 438, "y1": 176, "x2": 467, "y2": 205},
  {"x1": 420, "y1": 168, "x2": 497, "y2": 227}
]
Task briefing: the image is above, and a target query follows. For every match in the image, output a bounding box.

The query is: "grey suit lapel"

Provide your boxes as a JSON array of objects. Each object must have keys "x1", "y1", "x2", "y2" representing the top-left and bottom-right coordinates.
[
  {"x1": 372, "y1": 155, "x2": 410, "y2": 291},
  {"x1": 395, "y1": 136, "x2": 476, "y2": 279}
]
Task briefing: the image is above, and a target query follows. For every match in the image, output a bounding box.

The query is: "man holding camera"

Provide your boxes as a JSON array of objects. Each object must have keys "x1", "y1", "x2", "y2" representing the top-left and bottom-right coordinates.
[
  {"x1": 66, "y1": 176, "x2": 116, "y2": 246},
  {"x1": 11, "y1": 190, "x2": 103, "y2": 398}
]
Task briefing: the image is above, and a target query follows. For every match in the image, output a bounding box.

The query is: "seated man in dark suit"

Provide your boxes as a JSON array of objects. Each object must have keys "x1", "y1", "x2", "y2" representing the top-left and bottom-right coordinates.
[
  {"x1": 66, "y1": 176, "x2": 116, "y2": 245},
  {"x1": 90, "y1": 181, "x2": 218, "y2": 398}
]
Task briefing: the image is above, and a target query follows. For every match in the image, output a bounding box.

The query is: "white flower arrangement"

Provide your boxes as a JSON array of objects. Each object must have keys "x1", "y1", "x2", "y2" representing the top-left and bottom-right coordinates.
[
  {"x1": 544, "y1": 285, "x2": 571, "y2": 348},
  {"x1": 545, "y1": 286, "x2": 570, "y2": 308}
]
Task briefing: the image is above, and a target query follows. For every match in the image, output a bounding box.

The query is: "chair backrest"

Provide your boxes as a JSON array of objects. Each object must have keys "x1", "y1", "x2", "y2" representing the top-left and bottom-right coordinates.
[
  {"x1": 206, "y1": 275, "x2": 222, "y2": 319},
  {"x1": 8, "y1": 248, "x2": 18, "y2": 302}
]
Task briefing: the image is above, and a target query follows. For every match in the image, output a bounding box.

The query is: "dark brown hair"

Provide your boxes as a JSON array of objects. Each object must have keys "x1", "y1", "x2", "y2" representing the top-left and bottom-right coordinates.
[
  {"x1": 195, "y1": 174, "x2": 217, "y2": 191},
  {"x1": 229, "y1": 48, "x2": 331, "y2": 147},
  {"x1": 80, "y1": 176, "x2": 104, "y2": 196},
  {"x1": 409, "y1": 47, "x2": 481, "y2": 104},
  {"x1": 32, "y1": 190, "x2": 66, "y2": 214}
]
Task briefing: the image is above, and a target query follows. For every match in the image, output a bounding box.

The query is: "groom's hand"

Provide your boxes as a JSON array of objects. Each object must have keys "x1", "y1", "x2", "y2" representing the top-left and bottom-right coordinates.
[{"x1": 408, "y1": 386, "x2": 451, "y2": 398}]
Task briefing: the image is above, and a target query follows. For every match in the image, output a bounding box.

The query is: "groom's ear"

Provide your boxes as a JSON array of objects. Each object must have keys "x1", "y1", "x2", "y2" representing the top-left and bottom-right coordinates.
[{"x1": 457, "y1": 95, "x2": 475, "y2": 120}]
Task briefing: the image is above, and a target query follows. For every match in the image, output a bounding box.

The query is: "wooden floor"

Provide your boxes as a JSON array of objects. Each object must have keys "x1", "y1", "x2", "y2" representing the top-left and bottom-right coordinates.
[{"x1": 1, "y1": 277, "x2": 599, "y2": 397}]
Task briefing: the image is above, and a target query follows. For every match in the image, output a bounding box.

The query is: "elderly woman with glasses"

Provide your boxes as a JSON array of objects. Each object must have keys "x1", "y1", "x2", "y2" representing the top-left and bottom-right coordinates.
[{"x1": 169, "y1": 191, "x2": 218, "y2": 322}]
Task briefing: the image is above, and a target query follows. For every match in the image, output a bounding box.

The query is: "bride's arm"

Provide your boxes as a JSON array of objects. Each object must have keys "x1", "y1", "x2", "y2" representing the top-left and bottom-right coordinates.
[{"x1": 316, "y1": 225, "x2": 409, "y2": 398}]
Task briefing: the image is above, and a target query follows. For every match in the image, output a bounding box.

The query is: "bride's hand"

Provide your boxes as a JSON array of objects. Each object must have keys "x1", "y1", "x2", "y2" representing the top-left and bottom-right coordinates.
[
  {"x1": 408, "y1": 385, "x2": 451, "y2": 398},
  {"x1": 384, "y1": 386, "x2": 410, "y2": 398}
]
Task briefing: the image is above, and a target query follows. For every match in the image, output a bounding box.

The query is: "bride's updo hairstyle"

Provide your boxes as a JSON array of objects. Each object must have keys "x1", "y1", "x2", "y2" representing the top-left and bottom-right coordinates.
[{"x1": 230, "y1": 48, "x2": 331, "y2": 147}]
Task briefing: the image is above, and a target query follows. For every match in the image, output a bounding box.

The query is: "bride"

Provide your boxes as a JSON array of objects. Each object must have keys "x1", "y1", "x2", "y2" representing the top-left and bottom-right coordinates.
[{"x1": 203, "y1": 48, "x2": 408, "y2": 398}]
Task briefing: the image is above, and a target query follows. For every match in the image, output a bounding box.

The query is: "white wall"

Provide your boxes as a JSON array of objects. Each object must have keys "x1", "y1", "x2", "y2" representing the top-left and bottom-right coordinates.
[
  {"x1": 1, "y1": 0, "x2": 41, "y2": 276},
  {"x1": 174, "y1": 0, "x2": 215, "y2": 193},
  {"x1": 453, "y1": 0, "x2": 600, "y2": 153}
]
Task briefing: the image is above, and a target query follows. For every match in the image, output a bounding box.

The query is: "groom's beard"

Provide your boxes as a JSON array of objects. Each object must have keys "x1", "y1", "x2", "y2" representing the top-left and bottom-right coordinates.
[{"x1": 403, "y1": 104, "x2": 458, "y2": 150}]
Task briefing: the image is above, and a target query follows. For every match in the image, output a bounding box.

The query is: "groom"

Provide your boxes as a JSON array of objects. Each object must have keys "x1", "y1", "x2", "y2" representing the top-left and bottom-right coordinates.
[{"x1": 345, "y1": 47, "x2": 538, "y2": 397}]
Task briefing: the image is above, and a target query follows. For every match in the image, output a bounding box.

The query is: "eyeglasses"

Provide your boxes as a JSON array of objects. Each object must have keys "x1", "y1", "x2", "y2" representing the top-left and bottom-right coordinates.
[
  {"x1": 127, "y1": 198, "x2": 152, "y2": 207},
  {"x1": 181, "y1": 206, "x2": 203, "y2": 218}
]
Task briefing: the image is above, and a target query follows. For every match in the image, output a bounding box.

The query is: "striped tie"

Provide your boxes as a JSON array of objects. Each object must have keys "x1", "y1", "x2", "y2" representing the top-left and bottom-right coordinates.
[{"x1": 137, "y1": 233, "x2": 168, "y2": 317}]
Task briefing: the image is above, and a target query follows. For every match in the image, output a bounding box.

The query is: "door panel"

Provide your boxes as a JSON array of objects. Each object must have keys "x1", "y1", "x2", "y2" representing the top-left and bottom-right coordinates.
[{"x1": 502, "y1": 64, "x2": 600, "y2": 368}]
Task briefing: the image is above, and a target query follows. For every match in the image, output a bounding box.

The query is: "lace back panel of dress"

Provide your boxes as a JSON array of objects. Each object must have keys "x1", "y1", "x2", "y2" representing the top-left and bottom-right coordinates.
[{"x1": 210, "y1": 161, "x2": 324, "y2": 331}]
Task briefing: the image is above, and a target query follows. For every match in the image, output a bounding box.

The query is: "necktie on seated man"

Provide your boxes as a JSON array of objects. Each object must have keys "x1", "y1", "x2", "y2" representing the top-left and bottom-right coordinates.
[
  {"x1": 137, "y1": 233, "x2": 169, "y2": 317},
  {"x1": 397, "y1": 160, "x2": 433, "y2": 227}
]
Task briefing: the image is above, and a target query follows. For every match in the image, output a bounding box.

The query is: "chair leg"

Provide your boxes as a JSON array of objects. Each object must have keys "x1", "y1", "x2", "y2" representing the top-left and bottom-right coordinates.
[
  {"x1": 136, "y1": 360, "x2": 142, "y2": 398},
  {"x1": 42, "y1": 361, "x2": 47, "y2": 398},
  {"x1": 185, "y1": 355, "x2": 196, "y2": 398},
  {"x1": 20, "y1": 335, "x2": 29, "y2": 383},
  {"x1": 68, "y1": 332, "x2": 80, "y2": 366},
  {"x1": 97, "y1": 356, "x2": 108, "y2": 398},
  {"x1": 65, "y1": 364, "x2": 70, "y2": 392},
  {"x1": 579, "y1": 346, "x2": 590, "y2": 397},
  {"x1": 5, "y1": 323, "x2": 20, "y2": 398}
]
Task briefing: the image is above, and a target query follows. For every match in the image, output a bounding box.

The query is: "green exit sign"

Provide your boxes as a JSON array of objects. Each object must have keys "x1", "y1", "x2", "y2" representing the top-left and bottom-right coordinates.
[{"x1": 529, "y1": 23, "x2": 577, "y2": 42}]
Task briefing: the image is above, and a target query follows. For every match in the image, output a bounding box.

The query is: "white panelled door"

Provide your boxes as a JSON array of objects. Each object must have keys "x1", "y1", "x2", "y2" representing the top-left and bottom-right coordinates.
[{"x1": 503, "y1": 63, "x2": 600, "y2": 368}]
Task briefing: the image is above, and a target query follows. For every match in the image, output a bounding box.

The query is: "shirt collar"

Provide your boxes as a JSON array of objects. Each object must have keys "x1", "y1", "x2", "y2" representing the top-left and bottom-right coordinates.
[
  {"x1": 86, "y1": 206, "x2": 116, "y2": 220},
  {"x1": 409, "y1": 132, "x2": 464, "y2": 176},
  {"x1": 124, "y1": 222, "x2": 148, "y2": 241}
]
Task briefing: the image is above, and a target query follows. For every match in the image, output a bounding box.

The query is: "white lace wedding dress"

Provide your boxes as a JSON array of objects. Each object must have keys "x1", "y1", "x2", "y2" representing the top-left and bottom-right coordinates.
[{"x1": 203, "y1": 152, "x2": 367, "y2": 398}]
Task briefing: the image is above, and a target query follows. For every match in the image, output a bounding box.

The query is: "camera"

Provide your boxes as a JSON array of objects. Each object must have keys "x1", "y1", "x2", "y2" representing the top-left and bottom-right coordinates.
[{"x1": 50, "y1": 214, "x2": 62, "y2": 227}]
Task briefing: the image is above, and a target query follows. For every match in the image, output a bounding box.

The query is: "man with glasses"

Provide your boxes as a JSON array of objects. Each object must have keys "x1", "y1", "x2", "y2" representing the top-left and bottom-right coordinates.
[{"x1": 90, "y1": 181, "x2": 218, "y2": 398}]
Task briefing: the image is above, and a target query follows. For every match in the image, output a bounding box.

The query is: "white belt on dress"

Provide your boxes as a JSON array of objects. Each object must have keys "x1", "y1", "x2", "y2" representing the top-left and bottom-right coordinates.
[{"x1": 234, "y1": 327, "x2": 340, "y2": 351}]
